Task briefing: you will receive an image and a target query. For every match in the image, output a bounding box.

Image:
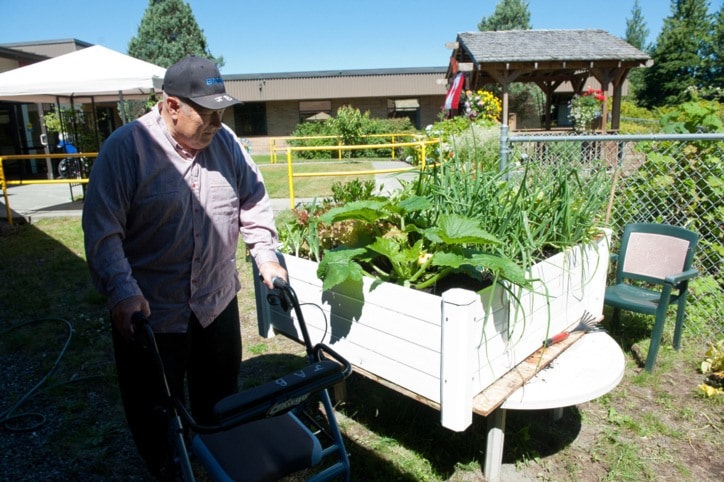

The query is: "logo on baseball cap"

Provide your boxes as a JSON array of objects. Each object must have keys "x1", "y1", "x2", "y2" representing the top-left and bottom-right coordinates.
[{"x1": 163, "y1": 55, "x2": 242, "y2": 109}]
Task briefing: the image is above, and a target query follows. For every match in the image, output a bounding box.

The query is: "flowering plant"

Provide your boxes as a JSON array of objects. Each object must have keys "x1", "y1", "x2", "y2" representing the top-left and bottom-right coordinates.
[
  {"x1": 569, "y1": 87, "x2": 605, "y2": 132},
  {"x1": 462, "y1": 89, "x2": 502, "y2": 124}
]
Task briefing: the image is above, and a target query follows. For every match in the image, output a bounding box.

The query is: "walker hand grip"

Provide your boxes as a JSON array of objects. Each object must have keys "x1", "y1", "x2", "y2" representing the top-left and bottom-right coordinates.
[
  {"x1": 130, "y1": 312, "x2": 155, "y2": 352},
  {"x1": 131, "y1": 311, "x2": 149, "y2": 326}
]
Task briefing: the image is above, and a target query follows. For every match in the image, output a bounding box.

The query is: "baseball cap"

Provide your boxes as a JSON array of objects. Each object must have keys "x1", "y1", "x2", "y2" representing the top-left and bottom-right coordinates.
[{"x1": 163, "y1": 55, "x2": 242, "y2": 109}]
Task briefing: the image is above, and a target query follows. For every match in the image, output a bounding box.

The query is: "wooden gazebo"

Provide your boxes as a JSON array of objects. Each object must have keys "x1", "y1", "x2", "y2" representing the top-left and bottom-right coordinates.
[{"x1": 446, "y1": 30, "x2": 652, "y2": 131}]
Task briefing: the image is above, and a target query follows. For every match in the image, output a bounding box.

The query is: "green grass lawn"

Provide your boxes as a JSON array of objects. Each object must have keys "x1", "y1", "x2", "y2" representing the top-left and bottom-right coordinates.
[{"x1": 257, "y1": 158, "x2": 376, "y2": 198}]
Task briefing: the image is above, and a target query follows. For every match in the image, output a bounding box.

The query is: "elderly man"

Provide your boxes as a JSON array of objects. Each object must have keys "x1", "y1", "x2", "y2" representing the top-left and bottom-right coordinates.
[{"x1": 82, "y1": 55, "x2": 286, "y2": 479}]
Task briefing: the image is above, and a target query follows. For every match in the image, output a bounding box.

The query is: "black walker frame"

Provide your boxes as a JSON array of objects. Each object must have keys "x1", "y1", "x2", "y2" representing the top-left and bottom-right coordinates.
[{"x1": 133, "y1": 278, "x2": 352, "y2": 481}]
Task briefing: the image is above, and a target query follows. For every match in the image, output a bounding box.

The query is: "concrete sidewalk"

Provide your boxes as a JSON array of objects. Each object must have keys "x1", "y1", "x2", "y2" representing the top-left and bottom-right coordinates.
[
  {"x1": 1, "y1": 183, "x2": 85, "y2": 223},
  {"x1": 0, "y1": 183, "x2": 298, "y2": 224}
]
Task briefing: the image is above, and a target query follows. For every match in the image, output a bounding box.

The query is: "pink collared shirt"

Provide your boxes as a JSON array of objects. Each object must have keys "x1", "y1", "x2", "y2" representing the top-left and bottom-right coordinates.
[{"x1": 83, "y1": 106, "x2": 279, "y2": 333}]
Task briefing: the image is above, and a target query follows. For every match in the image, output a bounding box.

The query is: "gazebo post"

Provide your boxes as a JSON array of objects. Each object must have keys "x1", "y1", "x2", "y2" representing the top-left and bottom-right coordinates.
[{"x1": 610, "y1": 68, "x2": 631, "y2": 132}]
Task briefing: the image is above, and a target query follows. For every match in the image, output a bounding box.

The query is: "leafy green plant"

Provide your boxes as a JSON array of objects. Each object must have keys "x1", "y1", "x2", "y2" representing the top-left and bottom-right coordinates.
[
  {"x1": 288, "y1": 121, "x2": 338, "y2": 160},
  {"x1": 329, "y1": 105, "x2": 365, "y2": 156},
  {"x1": 405, "y1": 119, "x2": 500, "y2": 167},
  {"x1": 315, "y1": 197, "x2": 528, "y2": 291},
  {"x1": 275, "y1": 200, "x2": 325, "y2": 261},
  {"x1": 330, "y1": 179, "x2": 378, "y2": 204},
  {"x1": 289, "y1": 105, "x2": 416, "y2": 160},
  {"x1": 417, "y1": 140, "x2": 611, "y2": 267},
  {"x1": 659, "y1": 100, "x2": 723, "y2": 134},
  {"x1": 275, "y1": 179, "x2": 383, "y2": 261},
  {"x1": 569, "y1": 87, "x2": 605, "y2": 133},
  {"x1": 279, "y1": 123, "x2": 612, "y2": 295}
]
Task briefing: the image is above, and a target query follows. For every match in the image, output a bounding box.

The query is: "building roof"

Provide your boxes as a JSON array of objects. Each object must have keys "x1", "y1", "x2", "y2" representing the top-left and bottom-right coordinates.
[
  {"x1": 456, "y1": 29, "x2": 651, "y2": 65},
  {"x1": 224, "y1": 67, "x2": 448, "y2": 102},
  {"x1": 0, "y1": 46, "x2": 47, "y2": 64},
  {"x1": 225, "y1": 66, "x2": 447, "y2": 81},
  {"x1": 0, "y1": 39, "x2": 92, "y2": 58}
]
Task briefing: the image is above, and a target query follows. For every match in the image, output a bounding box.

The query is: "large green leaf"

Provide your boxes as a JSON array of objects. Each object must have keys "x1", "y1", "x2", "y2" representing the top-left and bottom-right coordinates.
[
  {"x1": 319, "y1": 200, "x2": 390, "y2": 224},
  {"x1": 319, "y1": 196, "x2": 431, "y2": 226},
  {"x1": 425, "y1": 214, "x2": 501, "y2": 245},
  {"x1": 367, "y1": 237, "x2": 422, "y2": 279},
  {"x1": 396, "y1": 195, "x2": 433, "y2": 214},
  {"x1": 432, "y1": 251, "x2": 529, "y2": 286},
  {"x1": 316, "y1": 248, "x2": 367, "y2": 291}
]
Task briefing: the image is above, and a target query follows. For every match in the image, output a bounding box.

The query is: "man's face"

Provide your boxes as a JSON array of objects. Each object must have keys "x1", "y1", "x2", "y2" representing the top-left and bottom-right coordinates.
[{"x1": 166, "y1": 96, "x2": 225, "y2": 151}]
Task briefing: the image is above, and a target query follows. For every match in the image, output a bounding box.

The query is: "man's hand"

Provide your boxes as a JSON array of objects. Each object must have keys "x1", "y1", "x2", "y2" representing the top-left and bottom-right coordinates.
[
  {"x1": 111, "y1": 295, "x2": 151, "y2": 342},
  {"x1": 258, "y1": 261, "x2": 288, "y2": 289}
]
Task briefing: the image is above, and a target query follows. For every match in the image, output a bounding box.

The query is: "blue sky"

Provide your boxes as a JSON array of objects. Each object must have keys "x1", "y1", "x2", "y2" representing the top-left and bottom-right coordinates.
[{"x1": 0, "y1": 0, "x2": 719, "y2": 74}]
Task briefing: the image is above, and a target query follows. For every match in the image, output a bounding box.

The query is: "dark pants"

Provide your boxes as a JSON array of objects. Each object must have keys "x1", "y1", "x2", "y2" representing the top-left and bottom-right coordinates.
[{"x1": 112, "y1": 298, "x2": 241, "y2": 479}]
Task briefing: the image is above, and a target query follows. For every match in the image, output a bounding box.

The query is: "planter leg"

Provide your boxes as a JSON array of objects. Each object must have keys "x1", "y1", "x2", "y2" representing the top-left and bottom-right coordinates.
[{"x1": 484, "y1": 408, "x2": 506, "y2": 482}]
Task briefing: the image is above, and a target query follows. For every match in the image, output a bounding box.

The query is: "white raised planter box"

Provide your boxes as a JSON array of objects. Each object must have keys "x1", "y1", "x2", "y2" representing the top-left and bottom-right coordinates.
[{"x1": 254, "y1": 230, "x2": 611, "y2": 431}]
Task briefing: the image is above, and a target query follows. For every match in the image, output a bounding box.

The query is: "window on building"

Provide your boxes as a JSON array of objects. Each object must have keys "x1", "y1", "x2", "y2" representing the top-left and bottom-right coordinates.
[
  {"x1": 388, "y1": 98, "x2": 420, "y2": 128},
  {"x1": 299, "y1": 100, "x2": 332, "y2": 123}
]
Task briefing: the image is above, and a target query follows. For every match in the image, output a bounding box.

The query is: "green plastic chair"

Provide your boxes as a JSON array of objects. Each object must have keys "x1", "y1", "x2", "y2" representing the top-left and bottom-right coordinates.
[{"x1": 604, "y1": 223, "x2": 699, "y2": 372}]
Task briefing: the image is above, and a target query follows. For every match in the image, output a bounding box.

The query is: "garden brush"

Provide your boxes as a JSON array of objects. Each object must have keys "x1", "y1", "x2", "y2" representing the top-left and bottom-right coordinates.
[{"x1": 542, "y1": 310, "x2": 600, "y2": 347}]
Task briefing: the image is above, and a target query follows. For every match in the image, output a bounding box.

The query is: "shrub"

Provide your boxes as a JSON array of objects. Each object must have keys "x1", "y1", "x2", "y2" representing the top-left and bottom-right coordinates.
[
  {"x1": 289, "y1": 106, "x2": 416, "y2": 159},
  {"x1": 289, "y1": 120, "x2": 337, "y2": 159}
]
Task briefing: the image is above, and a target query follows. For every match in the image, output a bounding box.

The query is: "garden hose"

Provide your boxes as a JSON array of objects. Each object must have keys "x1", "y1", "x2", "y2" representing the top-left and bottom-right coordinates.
[{"x1": 0, "y1": 318, "x2": 73, "y2": 432}]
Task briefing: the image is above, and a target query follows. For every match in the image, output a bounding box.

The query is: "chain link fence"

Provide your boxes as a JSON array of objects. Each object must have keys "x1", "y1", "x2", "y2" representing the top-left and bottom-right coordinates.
[{"x1": 506, "y1": 132, "x2": 723, "y2": 343}]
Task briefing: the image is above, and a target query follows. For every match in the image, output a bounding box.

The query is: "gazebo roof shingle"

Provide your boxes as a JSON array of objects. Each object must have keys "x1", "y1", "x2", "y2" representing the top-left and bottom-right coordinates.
[{"x1": 457, "y1": 29, "x2": 651, "y2": 64}]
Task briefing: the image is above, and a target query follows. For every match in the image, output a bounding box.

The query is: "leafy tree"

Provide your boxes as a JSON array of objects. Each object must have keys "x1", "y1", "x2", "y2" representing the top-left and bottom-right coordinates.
[
  {"x1": 477, "y1": 0, "x2": 532, "y2": 31},
  {"x1": 128, "y1": 0, "x2": 223, "y2": 68},
  {"x1": 624, "y1": 0, "x2": 651, "y2": 101},
  {"x1": 639, "y1": 0, "x2": 714, "y2": 108}
]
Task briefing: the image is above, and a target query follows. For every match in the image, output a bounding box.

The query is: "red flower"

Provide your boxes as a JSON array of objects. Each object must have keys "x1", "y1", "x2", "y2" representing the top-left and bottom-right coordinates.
[{"x1": 583, "y1": 87, "x2": 605, "y2": 102}]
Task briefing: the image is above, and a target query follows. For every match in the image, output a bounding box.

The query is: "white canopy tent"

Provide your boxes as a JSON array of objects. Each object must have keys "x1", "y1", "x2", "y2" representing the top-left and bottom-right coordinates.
[
  {"x1": 0, "y1": 45, "x2": 165, "y2": 178},
  {"x1": 0, "y1": 44, "x2": 166, "y2": 104}
]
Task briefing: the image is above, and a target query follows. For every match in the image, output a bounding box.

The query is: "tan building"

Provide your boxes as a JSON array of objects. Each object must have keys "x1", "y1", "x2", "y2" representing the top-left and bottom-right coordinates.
[
  {"x1": 223, "y1": 68, "x2": 448, "y2": 136},
  {"x1": 0, "y1": 39, "x2": 448, "y2": 168}
]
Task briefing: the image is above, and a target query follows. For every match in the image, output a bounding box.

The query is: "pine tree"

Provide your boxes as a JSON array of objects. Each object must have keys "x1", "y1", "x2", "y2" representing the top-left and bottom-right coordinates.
[
  {"x1": 705, "y1": 5, "x2": 723, "y2": 89},
  {"x1": 624, "y1": 0, "x2": 650, "y2": 101},
  {"x1": 477, "y1": 1, "x2": 536, "y2": 124},
  {"x1": 639, "y1": 0, "x2": 713, "y2": 107},
  {"x1": 477, "y1": 0, "x2": 532, "y2": 31},
  {"x1": 128, "y1": 0, "x2": 223, "y2": 69},
  {"x1": 625, "y1": 0, "x2": 649, "y2": 51}
]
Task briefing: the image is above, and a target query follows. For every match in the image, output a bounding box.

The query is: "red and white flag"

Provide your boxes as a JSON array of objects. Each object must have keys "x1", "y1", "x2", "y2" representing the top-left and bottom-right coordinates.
[{"x1": 444, "y1": 72, "x2": 464, "y2": 110}]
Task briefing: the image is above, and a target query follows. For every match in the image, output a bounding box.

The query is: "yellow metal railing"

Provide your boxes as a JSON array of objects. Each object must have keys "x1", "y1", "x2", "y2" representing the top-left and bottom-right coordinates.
[
  {"x1": 269, "y1": 132, "x2": 424, "y2": 164},
  {"x1": 1, "y1": 152, "x2": 97, "y2": 226},
  {"x1": 283, "y1": 138, "x2": 438, "y2": 209},
  {"x1": 1, "y1": 137, "x2": 439, "y2": 222}
]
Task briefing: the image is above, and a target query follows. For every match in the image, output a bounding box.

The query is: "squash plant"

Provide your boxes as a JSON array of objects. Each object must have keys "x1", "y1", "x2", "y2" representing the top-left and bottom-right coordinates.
[{"x1": 315, "y1": 196, "x2": 528, "y2": 292}]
